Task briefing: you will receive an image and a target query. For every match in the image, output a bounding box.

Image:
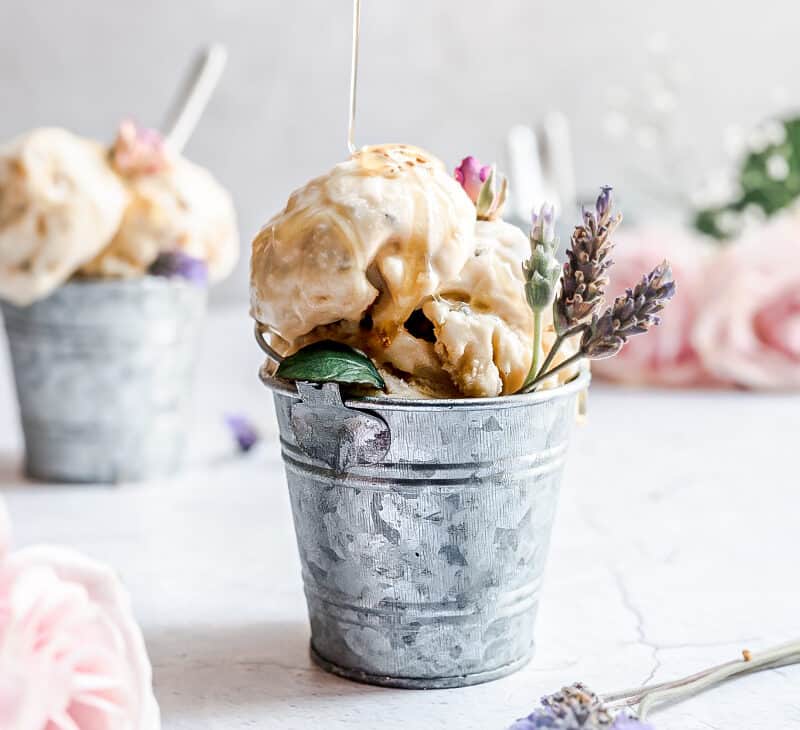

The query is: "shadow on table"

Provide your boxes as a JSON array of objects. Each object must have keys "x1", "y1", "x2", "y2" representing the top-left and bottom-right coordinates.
[{"x1": 149, "y1": 619, "x2": 385, "y2": 720}]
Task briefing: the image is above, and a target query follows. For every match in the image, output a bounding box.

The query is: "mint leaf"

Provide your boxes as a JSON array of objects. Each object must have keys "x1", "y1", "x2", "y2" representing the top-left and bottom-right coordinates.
[{"x1": 276, "y1": 340, "x2": 385, "y2": 389}]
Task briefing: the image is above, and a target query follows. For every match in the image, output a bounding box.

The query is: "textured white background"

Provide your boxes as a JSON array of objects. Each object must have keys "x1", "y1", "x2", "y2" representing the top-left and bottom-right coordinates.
[{"x1": 1, "y1": 0, "x2": 798, "y2": 302}]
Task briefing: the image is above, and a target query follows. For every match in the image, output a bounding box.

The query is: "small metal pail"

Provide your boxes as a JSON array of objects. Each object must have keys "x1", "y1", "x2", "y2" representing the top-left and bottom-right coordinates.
[
  {"x1": 2, "y1": 278, "x2": 207, "y2": 483},
  {"x1": 262, "y1": 364, "x2": 589, "y2": 689}
]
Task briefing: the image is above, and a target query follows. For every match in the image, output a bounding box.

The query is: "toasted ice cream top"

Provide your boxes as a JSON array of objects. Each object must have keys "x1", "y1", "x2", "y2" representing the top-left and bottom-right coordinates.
[
  {"x1": 250, "y1": 144, "x2": 475, "y2": 345},
  {"x1": 0, "y1": 128, "x2": 128, "y2": 306}
]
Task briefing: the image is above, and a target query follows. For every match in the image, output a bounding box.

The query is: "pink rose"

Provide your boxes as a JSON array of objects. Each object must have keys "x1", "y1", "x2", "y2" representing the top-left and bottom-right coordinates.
[
  {"x1": 454, "y1": 156, "x2": 490, "y2": 204},
  {"x1": 0, "y1": 508, "x2": 159, "y2": 730},
  {"x1": 692, "y1": 216, "x2": 800, "y2": 389},
  {"x1": 591, "y1": 227, "x2": 719, "y2": 387}
]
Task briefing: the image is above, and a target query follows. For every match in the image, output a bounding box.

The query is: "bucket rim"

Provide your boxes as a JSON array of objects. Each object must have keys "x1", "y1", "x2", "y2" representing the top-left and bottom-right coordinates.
[
  {"x1": 260, "y1": 363, "x2": 590, "y2": 411},
  {"x1": 0, "y1": 275, "x2": 206, "y2": 313}
]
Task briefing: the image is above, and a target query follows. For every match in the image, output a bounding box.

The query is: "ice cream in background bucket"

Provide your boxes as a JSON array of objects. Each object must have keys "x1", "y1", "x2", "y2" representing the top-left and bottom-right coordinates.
[
  {"x1": 0, "y1": 111, "x2": 239, "y2": 482},
  {"x1": 2, "y1": 278, "x2": 206, "y2": 482},
  {"x1": 261, "y1": 368, "x2": 589, "y2": 688}
]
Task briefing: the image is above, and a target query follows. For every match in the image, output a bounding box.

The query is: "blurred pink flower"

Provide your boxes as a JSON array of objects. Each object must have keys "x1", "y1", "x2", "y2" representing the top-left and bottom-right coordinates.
[
  {"x1": 454, "y1": 156, "x2": 490, "y2": 204},
  {"x1": 111, "y1": 120, "x2": 168, "y2": 176},
  {"x1": 692, "y1": 216, "x2": 800, "y2": 389},
  {"x1": 591, "y1": 227, "x2": 719, "y2": 387},
  {"x1": 0, "y1": 508, "x2": 159, "y2": 730}
]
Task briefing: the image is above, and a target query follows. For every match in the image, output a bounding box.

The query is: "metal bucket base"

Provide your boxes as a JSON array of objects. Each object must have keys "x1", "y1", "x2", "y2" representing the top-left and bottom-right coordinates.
[{"x1": 310, "y1": 643, "x2": 534, "y2": 690}]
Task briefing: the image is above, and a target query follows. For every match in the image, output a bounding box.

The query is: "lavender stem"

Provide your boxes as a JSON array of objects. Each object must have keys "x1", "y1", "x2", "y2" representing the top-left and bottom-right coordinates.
[
  {"x1": 526, "y1": 351, "x2": 584, "y2": 389},
  {"x1": 601, "y1": 639, "x2": 800, "y2": 720},
  {"x1": 519, "y1": 324, "x2": 587, "y2": 393}
]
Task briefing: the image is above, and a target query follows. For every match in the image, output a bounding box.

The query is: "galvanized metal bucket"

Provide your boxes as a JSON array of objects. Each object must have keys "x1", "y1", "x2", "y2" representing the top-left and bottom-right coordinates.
[
  {"x1": 2, "y1": 278, "x2": 207, "y2": 483},
  {"x1": 261, "y1": 362, "x2": 589, "y2": 689}
]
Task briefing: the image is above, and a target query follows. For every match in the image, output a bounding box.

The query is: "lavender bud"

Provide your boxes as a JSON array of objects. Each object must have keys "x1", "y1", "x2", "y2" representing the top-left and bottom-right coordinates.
[
  {"x1": 596, "y1": 185, "x2": 613, "y2": 219},
  {"x1": 540, "y1": 202, "x2": 556, "y2": 242}
]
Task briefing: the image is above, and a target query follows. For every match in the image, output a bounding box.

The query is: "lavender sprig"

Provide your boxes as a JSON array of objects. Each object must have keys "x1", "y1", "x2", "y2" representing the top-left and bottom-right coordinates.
[
  {"x1": 556, "y1": 185, "x2": 621, "y2": 334},
  {"x1": 509, "y1": 684, "x2": 650, "y2": 729},
  {"x1": 581, "y1": 261, "x2": 676, "y2": 360},
  {"x1": 521, "y1": 203, "x2": 561, "y2": 389},
  {"x1": 527, "y1": 261, "x2": 676, "y2": 387},
  {"x1": 518, "y1": 187, "x2": 678, "y2": 393},
  {"x1": 518, "y1": 187, "x2": 622, "y2": 393}
]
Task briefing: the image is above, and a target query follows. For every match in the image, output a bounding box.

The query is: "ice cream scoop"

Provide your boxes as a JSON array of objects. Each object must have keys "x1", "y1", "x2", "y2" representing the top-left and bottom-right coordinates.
[
  {"x1": 422, "y1": 219, "x2": 534, "y2": 396},
  {"x1": 251, "y1": 144, "x2": 475, "y2": 346},
  {"x1": 80, "y1": 122, "x2": 238, "y2": 281},
  {"x1": 250, "y1": 144, "x2": 583, "y2": 398},
  {"x1": 0, "y1": 127, "x2": 129, "y2": 305}
]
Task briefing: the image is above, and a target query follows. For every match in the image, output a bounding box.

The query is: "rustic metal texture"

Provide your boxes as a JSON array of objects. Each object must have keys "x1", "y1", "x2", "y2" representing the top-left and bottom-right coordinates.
[
  {"x1": 2, "y1": 278, "x2": 207, "y2": 483},
  {"x1": 263, "y1": 368, "x2": 589, "y2": 689}
]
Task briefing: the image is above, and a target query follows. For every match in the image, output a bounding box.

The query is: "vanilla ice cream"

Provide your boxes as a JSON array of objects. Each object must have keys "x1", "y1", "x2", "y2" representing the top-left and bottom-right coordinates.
[
  {"x1": 81, "y1": 125, "x2": 238, "y2": 281},
  {"x1": 0, "y1": 128, "x2": 129, "y2": 305},
  {"x1": 251, "y1": 144, "x2": 475, "y2": 345}
]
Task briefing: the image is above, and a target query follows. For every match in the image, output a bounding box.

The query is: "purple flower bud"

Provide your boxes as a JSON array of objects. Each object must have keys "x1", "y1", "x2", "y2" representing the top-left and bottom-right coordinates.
[
  {"x1": 596, "y1": 186, "x2": 613, "y2": 219},
  {"x1": 225, "y1": 414, "x2": 260, "y2": 452},
  {"x1": 148, "y1": 251, "x2": 208, "y2": 286},
  {"x1": 454, "y1": 155, "x2": 492, "y2": 204},
  {"x1": 540, "y1": 202, "x2": 556, "y2": 242}
]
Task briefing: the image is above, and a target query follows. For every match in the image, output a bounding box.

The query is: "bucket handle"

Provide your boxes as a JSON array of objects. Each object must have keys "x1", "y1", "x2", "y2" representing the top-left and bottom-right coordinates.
[{"x1": 254, "y1": 322, "x2": 285, "y2": 365}]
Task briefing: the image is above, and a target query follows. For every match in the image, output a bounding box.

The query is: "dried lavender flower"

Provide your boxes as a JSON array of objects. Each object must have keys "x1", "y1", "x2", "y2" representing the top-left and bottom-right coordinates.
[
  {"x1": 554, "y1": 186, "x2": 622, "y2": 334},
  {"x1": 148, "y1": 251, "x2": 208, "y2": 285},
  {"x1": 580, "y1": 261, "x2": 676, "y2": 360},
  {"x1": 509, "y1": 684, "x2": 652, "y2": 730}
]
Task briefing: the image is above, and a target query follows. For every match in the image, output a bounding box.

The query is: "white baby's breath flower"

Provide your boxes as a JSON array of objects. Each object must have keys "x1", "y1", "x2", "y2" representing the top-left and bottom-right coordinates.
[
  {"x1": 723, "y1": 125, "x2": 746, "y2": 158},
  {"x1": 762, "y1": 119, "x2": 787, "y2": 147},
  {"x1": 766, "y1": 153, "x2": 790, "y2": 181},
  {"x1": 715, "y1": 210, "x2": 741, "y2": 236}
]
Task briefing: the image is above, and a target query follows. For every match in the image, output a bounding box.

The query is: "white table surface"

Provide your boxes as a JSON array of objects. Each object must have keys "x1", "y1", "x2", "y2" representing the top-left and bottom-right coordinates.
[{"x1": 1, "y1": 308, "x2": 798, "y2": 730}]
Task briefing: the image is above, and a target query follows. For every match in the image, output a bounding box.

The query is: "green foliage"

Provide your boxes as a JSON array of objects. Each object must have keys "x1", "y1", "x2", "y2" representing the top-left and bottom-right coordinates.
[
  {"x1": 694, "y1": 117, "x2": 800, "y2": 240},
  {"x1": 276, "y1": 340, "x2": 385, "y2": 389}
]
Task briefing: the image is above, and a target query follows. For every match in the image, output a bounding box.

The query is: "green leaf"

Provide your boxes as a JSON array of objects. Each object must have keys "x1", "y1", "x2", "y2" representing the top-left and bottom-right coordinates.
[{"x1": 276, "y1": 340, "x2": 385, "y2": 389}]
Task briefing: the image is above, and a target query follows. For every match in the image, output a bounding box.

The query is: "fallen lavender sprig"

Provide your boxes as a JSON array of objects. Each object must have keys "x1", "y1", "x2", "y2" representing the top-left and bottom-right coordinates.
[
  {"x1": 507, "y1": 639, "x2": 800, "y2": 728},
  {"x1": 509, "y1": 683, "x2": 649, "y2": 729},
  {"x1": 148, "y1": 251, "x2": 208, "y2": 285}
]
